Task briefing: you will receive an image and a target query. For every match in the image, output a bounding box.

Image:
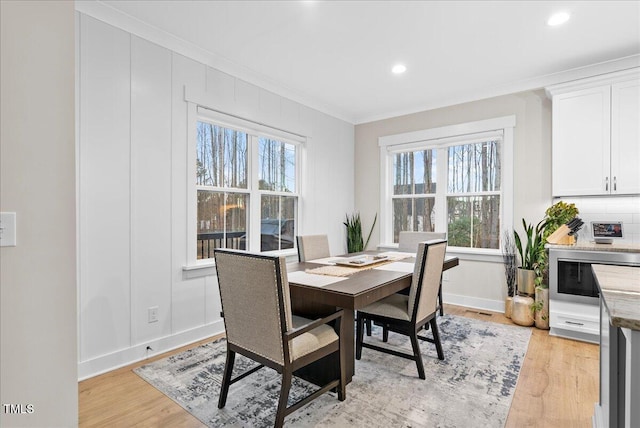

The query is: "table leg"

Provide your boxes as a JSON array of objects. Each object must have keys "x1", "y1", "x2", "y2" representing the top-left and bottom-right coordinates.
[{"x1": 342, "y1": 308, "x2": 355, "y2": 382}]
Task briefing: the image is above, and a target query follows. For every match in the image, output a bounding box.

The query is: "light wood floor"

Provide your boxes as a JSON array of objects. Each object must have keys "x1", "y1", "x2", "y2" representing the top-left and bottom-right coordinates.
[{"x1": 79, "y1": 304, "x2": 599, "y2": 427}]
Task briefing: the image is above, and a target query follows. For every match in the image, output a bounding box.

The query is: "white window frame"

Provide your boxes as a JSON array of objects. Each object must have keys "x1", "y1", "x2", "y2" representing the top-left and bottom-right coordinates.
[
  {"x1": 186, "y1": 104, "x2": 303, "y2": 268},
  {"x1": 379, "y1": 116, "x2": 515, "y2": 262}
]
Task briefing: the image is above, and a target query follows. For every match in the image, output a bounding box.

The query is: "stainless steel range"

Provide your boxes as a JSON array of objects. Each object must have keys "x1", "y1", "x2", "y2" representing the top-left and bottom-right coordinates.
[{"x1": 548, "y1": 246, "x2": 640, "y2": 343}]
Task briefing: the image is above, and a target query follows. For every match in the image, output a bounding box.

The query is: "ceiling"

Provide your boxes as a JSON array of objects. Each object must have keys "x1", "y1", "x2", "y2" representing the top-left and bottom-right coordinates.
[{"x1": 97, "y1": 1, "x2": 640, "y2": 124}]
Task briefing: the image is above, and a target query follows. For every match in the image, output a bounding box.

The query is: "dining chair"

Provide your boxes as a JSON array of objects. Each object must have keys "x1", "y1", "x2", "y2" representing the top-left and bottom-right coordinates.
[
  {"x1": 397, "y1": 231, "x2": 447, "y2": 316},
  {"x1": 296, "y1": 234, "x2": 331, "y2": 262},
  {"x1": 355, "y1": 239, "x2": 447, "y2": 380},
  {"x1": 214, "y1": 249, "x2": 346, "y2": 428}
]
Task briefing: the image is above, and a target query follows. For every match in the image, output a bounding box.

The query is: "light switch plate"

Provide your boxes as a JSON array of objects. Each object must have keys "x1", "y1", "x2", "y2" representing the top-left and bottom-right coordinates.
[{"x1": 0, "y1": 212, "x2": 17, "y2": 247}]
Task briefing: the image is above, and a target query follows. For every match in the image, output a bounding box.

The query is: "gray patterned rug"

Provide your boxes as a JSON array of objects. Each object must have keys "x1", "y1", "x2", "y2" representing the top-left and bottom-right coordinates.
[{"x1": 134, "y1": 315, "x2": 531, "y2": 427}]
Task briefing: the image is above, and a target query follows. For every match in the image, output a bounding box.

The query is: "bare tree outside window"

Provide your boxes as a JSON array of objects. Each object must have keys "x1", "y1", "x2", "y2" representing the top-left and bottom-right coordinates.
[
  {"x1": 195, "y1": 123, "x2": 298, "y2": 258},
  {"x1": 196, "y1": 122, "x2": 249, "y2": 258},
  {"x1": 259, "y1": 138, "x2": 297, "y2": 251},
  {"x1": 447, "y1": 141, "x2": 501, "y2": 249},
  {"x1": 391, "y1": 149, "x2": 437, "y2": 243}
]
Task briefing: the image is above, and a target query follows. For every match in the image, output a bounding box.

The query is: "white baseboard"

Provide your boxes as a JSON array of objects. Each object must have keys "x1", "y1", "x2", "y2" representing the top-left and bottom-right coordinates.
[
  {"x1": 443, "y1": 292, "x2": 505, "y2": 314},
  {"x1": 78, "y1": 320, "x2": 225, "y2": 380}
]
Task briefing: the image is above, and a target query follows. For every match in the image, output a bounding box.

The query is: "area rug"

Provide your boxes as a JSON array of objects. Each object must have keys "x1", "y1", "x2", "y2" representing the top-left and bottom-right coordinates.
[{"x1": 134, "y1": 315, "x2": 531, "y2": 427}]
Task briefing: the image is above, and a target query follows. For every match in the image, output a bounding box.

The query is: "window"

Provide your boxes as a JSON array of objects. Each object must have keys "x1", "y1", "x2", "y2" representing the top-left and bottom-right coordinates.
[
  {"x1": 380, "y1": 116, "x2": 514, "y2": 256},
  {"x1": 391, "y1": 149, "x2": 437, "y2": 242},
  {"x1": 446, "y1": 141, "x2": 501, "y2": 249},
  {"x1": 258, "y1": 138, "x2": 297, "y2": 252},
  {"x1": 195, "y1": 120, "x2": 299, "y2": 259}
]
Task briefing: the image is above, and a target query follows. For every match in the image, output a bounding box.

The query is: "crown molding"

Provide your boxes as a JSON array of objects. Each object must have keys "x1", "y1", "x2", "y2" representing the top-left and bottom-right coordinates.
[
  {"x1": 354, "y1": 56, "x2": 640, "y2": 124},
  {"x1": 75, "y1": 1, "x2": 639, "y2": 127}
]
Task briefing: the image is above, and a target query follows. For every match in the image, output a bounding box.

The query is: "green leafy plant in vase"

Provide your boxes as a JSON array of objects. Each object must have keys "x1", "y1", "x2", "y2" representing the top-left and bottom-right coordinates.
[
  {"x1": 532, "y1": 201, "x2": 579, "y2": 329},
  {"x1": 514, "y1": 218, "x2": 547, "y2": 296},
  {"x1": 344, "y1": 212, "x2": 377, "y2": 253}
]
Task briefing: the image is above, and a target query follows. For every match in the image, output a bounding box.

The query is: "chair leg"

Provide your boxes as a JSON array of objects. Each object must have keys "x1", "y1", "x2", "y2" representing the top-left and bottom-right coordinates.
[
  {"x1": 355, "y1": 315, "x2": 364, "y2": 360},
  {"x1": 365, "y1": 319, "x2": 372, "y2": 336},
  {"x1": 275, "y1": 370, "x2": 292, "y2": 428},
  {"x1": 409, "y1": 330, "x2": 426, "y2": 380},
  {"x1": 438, "y1": 279, "x2": 444, "y2": 316},
  {"x1": 430, "y1": 318, "x2": 444, "y2": 360},
  {"x1": 338, "y1": 341, "x2": 346, "y2": 401},
  {"x1": 218, "y1": 348, "x2": 236, "y2": 408},
  {"x1": 382, "y1": 325, "x2": 389, "y2": 342}
]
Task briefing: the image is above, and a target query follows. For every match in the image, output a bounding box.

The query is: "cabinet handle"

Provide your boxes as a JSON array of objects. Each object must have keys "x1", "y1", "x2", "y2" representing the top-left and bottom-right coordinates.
[
  {"x1": 565, "y1": 321, "x2": 584, "y2": 326},
  {"x1": 613, "y1": 176, "x2": 617, "y2": 191},
  {"x1": 605, "y1": 176, "x2": 609, "y2": 191}
]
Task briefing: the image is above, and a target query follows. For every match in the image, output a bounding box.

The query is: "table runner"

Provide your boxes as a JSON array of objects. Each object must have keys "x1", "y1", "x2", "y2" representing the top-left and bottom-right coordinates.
[{"x1": 306, "y1": 252, "x2": 413, "y2": 277}]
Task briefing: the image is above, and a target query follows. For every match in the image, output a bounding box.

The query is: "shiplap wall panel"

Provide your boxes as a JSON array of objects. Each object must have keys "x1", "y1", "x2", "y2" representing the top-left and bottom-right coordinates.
[
  {"x1": 130, "y1": 36, "x2": 173, "y2": 344},
  {"x1": 280, "y1": 97, "x2": 302, "y2": 136},
  {"x1": 79, "y1": 15, "x2": 132, "y2": 360},
  {"x1": 205, "y1": 275, "x2": 223, "y2": 325},
  {"x1": 171, "y1": 53, "x2": 209, "y2": 333},
  {"x1": 205, "y1": 67, "x2": 235, "y2": 114},
  {"x1": 77, "y1": 12, "x2": 355, "y2": 377},
  {"x1": 234, "y1": 79, "x2": 260, "y2": 120},
  {"x1": 259, "y1": 88, "x2": 281, "y2": 128}
]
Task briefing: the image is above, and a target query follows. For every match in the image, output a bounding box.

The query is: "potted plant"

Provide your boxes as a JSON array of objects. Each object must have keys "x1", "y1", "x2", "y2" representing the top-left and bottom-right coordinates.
[
  {"x1": 344, "y1": 212, "x2": 377, "y2": 253},
  {"x1": 533, "y1": 201, "x2": 580, "y2": 329},
  {"x1": 513, "y1": 218, "x2": 546, "y2": 296},
  {"x1": 511, "y1": 218, "x2": 546, "y2": 327},
  {"x1": 501, "y1": 231, "x2": 517, "y2": 318}
]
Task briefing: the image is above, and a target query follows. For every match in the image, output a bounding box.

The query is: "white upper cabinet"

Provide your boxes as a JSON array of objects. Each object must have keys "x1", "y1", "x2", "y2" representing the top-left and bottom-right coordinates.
[
  {"x1": 611, "y1": 79, "x2": 640, "y2": 194},
  {"x1": 547, "y1": 69, "x2": 640, "y2": 197}
]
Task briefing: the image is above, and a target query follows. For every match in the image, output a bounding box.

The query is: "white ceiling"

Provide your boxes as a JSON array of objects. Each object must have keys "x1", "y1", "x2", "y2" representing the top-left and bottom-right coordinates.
[{"x1": 96, "y1": 0, "x2": 640, "y2": 124}]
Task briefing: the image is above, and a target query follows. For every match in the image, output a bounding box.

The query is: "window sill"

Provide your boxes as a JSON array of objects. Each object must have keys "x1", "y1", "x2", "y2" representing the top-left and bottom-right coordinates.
[
  {"x1": 182, "y1": 260, "x2": 217, "y2": 279},
  {"x1": 446, "y1": 247, "x2": 502, "y2": 263},
  {"x1": 182, "y1": 249, "x2": 299, "y2": 279},
  {"x1": 378, "y1": 243, "x2": 502, "y2": 263}
]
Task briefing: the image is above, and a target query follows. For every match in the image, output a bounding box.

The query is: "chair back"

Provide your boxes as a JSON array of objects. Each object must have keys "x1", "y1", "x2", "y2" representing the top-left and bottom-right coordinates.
[
  {"x1": 296, "y1": 234, "x2": 330, "y2": 262},
  {"x1": 408, "y1": 240, "x2": 447, "y2": 322},
  {"x1": 398, "y1": 231, "x2": 447, "y2": 252},
  {"x1": 214, "y1": 249, "x2": 292, "y2": 365}
]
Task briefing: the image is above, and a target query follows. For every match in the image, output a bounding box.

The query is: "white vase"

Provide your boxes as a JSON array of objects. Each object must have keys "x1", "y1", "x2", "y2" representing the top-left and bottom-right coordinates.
[
  {"x1": 505, "y1": 296, "x2": 513, "y2": 319},
  {"x1": 512, "y1": 295, "x2": 534, "y2": 326}
]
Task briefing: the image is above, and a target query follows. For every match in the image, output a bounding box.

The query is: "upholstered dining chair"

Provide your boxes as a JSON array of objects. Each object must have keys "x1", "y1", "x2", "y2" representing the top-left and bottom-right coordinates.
[
  {"x1": 355, "y1": 240, "x2": 447, "y2": 380},
  {"x1": 398, "y1": 231, "x2": 447, "y2": 316},
  {"x1": 296, "y1": 234, "x2": 331, "y2": 262},
  {"x1": 214, "y1": 249, "x2": 346, "y2": 428}
]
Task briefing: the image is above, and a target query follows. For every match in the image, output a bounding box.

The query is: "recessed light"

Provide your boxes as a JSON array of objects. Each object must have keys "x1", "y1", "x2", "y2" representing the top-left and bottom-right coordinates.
[
  {"x1": 392, "y1": 64, "x2": 407, "y2": 74},
  {"x1": 547, "y1": 12, "x2": 570, "y2": 26}
]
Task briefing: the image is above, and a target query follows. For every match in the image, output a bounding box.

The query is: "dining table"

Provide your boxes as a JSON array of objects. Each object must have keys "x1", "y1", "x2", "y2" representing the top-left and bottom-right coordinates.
[{"x1": 286, "y1": 250, "x2": 459, "y2": 386}]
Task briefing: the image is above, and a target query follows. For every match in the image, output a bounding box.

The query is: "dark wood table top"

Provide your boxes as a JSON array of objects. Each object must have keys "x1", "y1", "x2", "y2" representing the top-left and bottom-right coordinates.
[{"x1": 286, "y1": 253, "x2": 459, "y2": 310}]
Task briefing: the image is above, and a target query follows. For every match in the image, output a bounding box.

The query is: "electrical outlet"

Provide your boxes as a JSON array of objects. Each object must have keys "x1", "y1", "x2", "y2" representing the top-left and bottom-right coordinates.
[
  {"x1": 442, "y1": 272, "x2": 450, "y2": 281},
  {"x1": 0, "y1": 212, "x2": 17, "y2": 247},
  {"x1": 148, "y1": 306, "x2": 159, "y2": 323}
]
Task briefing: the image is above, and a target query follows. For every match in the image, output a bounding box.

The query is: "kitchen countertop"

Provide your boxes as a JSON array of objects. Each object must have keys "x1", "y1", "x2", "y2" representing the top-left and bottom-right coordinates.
[
  {"x1": 547, "y1": 241, "x2": 640, "y2": 253},
  {"x1": 592, "y1": 264, "x2": 640, "y2": 330}
]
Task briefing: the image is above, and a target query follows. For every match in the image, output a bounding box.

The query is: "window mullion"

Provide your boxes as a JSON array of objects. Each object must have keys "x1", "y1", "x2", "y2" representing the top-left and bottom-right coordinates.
[
  {"x1": 435, "y1": 147, "x2": 448, "y2": 232},
  {"x1": 249, "y1": 135, "x2": 261, "y2": 252}
]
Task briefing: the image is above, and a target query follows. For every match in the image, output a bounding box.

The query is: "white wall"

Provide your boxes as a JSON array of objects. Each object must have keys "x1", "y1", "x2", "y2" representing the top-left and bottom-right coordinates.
[
  {"x1": 77, "y1": 13, "x2": 354, "y2": 378},
  {"x1": 0, "y1": 1, "x2": 78, "y2": 426},
  {"x1": 355, "y1": 90, "x2": 553, "y2": 311}
]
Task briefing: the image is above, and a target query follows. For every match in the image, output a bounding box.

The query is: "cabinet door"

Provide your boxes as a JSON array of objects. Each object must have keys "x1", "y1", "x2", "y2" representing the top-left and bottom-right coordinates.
[
  {"x1": 552, "y1": 86, "x2": 611, "y2": 196},
  {"x1": 611, "y1": 79, "x2": 640, "y2": 194}
]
